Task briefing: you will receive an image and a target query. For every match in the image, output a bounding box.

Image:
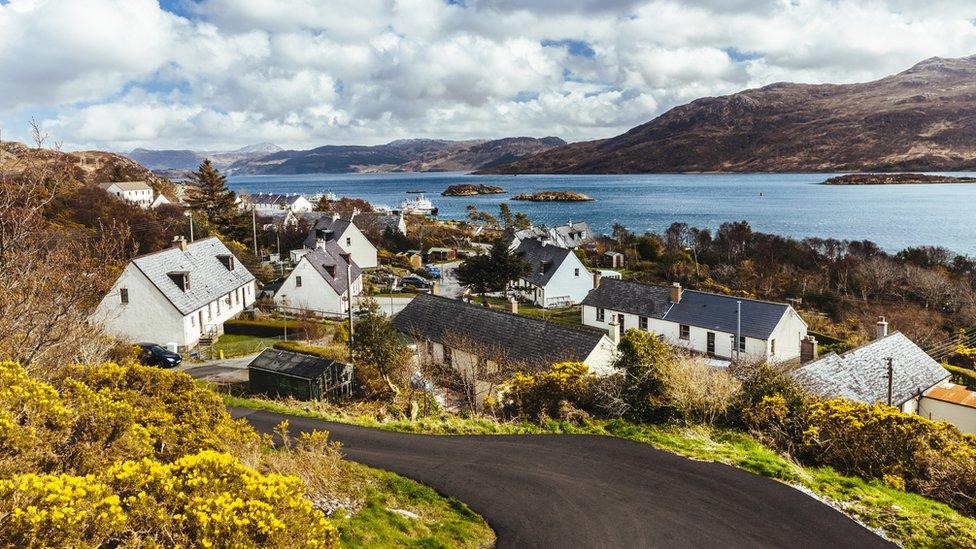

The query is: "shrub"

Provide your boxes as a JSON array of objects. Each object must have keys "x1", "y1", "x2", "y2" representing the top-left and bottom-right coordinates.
[
  {"x1": 945, "y1": 363, "x2": 976, "y2": 391},
  {"x1": 225, "y1": 318, "x2": 306, "y2": 338},
  {"x1": 659, "y1": 355, "x2": 741, "y2": 425},
  {"x1": 273, "y1": 341, "x2": 348, "y2": 362},
  {"x1": 950, "y1": 345, "x2": 976, "y2": 369},
  {"x1": 612, "y1": 329, "x2": 674, "y2": 422},
  {"x1": 503, "y1": 362, "x2": 594, "y2": 421},
  {"x1": 332, "y1": 322, "x2": 350, "y2": 345}
]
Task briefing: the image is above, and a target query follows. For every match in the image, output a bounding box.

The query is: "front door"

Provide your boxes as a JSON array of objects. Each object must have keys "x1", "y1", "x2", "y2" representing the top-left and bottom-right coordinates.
[
  {"x1": 706, "y1": 332, "x2": 715, "y2": 356},
  {"x1": 198, "y1": 311, "x2": 204, "y2": 335}
]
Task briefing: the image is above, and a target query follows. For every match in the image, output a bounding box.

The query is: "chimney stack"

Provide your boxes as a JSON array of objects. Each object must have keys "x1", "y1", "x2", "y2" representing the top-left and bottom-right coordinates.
[
  {"x1": 508, "y1": 297, "x2": 518, "y2": 314},
  {"x1": 876, "y1": 316, "x2": 889, "y2": 340},
  {"x1": 173, "y1": 235, "x2": 188, "y2": 252},
  {"x1": 608, "y1": 317, "x2": 621, "y2": 344},
  {"x1": 593, "y1": 270, "x2": 602, "y2": 289},
  {"x1": 800, "y1": 335, "x2": 818, "y2": 363},
  {"x1": 332, "y1": 212, "x2": 340, "y2": 222},
  {"x1": 670, "y1": 282, "x2": 682, "y2": 303}
]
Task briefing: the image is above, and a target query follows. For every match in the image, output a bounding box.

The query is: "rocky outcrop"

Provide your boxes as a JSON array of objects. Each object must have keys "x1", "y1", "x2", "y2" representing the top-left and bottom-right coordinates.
[
  {"x1": 480, "y1": 55, "x2": 976, "y2": 174},
  {"x1": 823, "y1": 173, "x2": 976, "y2": 184},
  {"x1": 441, "y1": 184, "x2": 506, "y2": 196},
  {"x1": 511, "y1": 191, "x2": 593, "y2": 202}
]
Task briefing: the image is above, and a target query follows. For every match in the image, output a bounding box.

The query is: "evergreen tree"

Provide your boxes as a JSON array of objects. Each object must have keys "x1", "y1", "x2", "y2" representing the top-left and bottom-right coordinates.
[
  {"x1": 456, "y1": 238, "x2": 528, "y2": 303},
  {"x1": 499, "y1": 202, "x2": 514, "y2": 229},
  {"x1": 184, "y1": 160, "x2": 241, "y2": 235}
]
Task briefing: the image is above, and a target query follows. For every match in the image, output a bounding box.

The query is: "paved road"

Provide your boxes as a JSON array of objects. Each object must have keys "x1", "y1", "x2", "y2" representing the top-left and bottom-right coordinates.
[{"x1": 232, "y1": 407, "x2": 892, "y2": 549}]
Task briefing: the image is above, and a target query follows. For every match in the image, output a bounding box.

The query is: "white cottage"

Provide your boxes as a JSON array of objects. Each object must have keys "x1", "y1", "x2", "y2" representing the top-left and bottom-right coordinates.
[
  {"x1": 273, "y1": 241, "x2": 363, "y2": 316},
  {"x1": 303, "y1": 214, "x2": 378, "y2": 269},
  {"x1": 98, "y1": 181, "x2": 155, "y2": 208},
  {"x1": 509, "y1": 238, "x2": 593, "y2": 308},
  {"x1": 92, "y1": 237, "x2": 256, "y2": 351},
  {"x1": 581, "y1": 278, "x2": 808, "y2": 364}
]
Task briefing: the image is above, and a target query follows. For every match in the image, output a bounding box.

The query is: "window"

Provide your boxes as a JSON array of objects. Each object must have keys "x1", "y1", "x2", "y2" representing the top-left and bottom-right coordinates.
[
  {"x1": 738, "y1": 336, "x2": 746, "y2": 352},
  {"x1": 596, "y1": 308, "x2": 605, "y2": 322},
  {"x1": 679, "y1": 324, "x2": 690, "y2": 340},
  {"x1": 639, "y1": 316, "x2": 648, "y2": 330},
  {"x1": 120, "y1": 288, "x2": 129, "y2": 304},
  {"x1": 346, "y1": 237, "x2": 351, "y2": 246},
  {"x1": 770, "y1": 339, "x2": 776, "y2": 355},
  {"x1": 574, "y1": 268, "x2": 580, "y2": 277},
  {"x1": 296, "y1": 276, "x2": 302, "y2": 288}
]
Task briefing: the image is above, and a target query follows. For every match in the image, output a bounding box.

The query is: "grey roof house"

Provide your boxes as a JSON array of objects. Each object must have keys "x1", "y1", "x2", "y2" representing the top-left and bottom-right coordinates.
[
  {"x1": 510, "y1": 238, "x2": 594, "y2": 308},
  {"x1": 790, "y1": 328, "x2": 950, "y2": 412},
  {"x1": 393, "y1": 293, "x2": 617, "y2": 374},
  {"x1": 581, "y1": 279, "x2": 808, "y2": 364},
  {"x1": 274, "y1": 240, "x2": 363, "y2": 316},
  {"x1": 302, "y1": 213, "x2": 378, "y2": 268},
  {"x1": 92, "y1": 236, "x2": 257, "y2": 351}
]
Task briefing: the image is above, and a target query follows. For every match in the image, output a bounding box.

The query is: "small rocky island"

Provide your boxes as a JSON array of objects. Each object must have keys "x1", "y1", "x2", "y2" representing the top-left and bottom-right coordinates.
[
  {"x1": 512, "y1": 190, "x2": 594, "y2": 202},
  {"x1": 823, "y1": 173, "x2": 976, "y2": 185},
  {"x1": 441, "y1": 184, "x2": 506, "y2": 196}
]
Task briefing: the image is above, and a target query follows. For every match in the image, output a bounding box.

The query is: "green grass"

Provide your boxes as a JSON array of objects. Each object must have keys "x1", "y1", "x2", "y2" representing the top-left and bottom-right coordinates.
[
  {"x1": 211, "y1": 334, "x2": 279, "y2": 358},
  {"x1": 483, "y1": 297, "x2": 581, "y2": 326},
  {"x1": 340, "y1": 463, "x2": 494, "y2": 549},
  {"x1": 945, "y1": 363, "x2": 976, "y2": 390},
  {"x1": 226, "y1": 394, "x2": 976, "y2": 548}
]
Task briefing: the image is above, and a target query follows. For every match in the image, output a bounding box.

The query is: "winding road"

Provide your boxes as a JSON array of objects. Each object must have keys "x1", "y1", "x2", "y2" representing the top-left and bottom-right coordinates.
[{"x1": 232, "y1": 407, "x2": 892, "y2": 549}]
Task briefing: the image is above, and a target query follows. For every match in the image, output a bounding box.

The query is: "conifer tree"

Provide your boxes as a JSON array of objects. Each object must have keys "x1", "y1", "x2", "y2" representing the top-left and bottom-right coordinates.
[{"x1": 184, "y1": 159, "x2": 242, "y2": 236}]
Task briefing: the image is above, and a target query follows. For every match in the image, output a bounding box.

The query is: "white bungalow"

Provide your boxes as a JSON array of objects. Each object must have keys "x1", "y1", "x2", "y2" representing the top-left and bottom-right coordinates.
[
  {"x1": 581, "y1": 278, "x2": 808, "y2": 365},
  {"x1": 92, "y1": 237, "x2": 256, "y2": 351},
  {"x1": 303, "y1": 213, "x2": 378, "y2": 269},
  {"x1": 244, "y1": 192, "x2": 315, "y2": 214}
]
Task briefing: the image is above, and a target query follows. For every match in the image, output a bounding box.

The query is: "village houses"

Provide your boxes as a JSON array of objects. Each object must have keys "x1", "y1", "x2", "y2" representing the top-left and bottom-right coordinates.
[
  {"x1": 303, "y1": 213, "x2": 379, "y2": 268},
  {"x1": 509, "y1": 238, "x2": 594, "y2": 308},
  {"x1": 273, "y1": 241, "x2": 363, "y2": 315},
  {"x1": 581, "y1": 278, "x2": 808, "y2": 364},
  {"x1": 244, "y1": 192, "x2": 315, "y2": 214},
  {"x1": 92, "y1": 236, "x2": 255, "y2": 351},
  {"x1": 506, "y1": 221, "x2": 596, "y2": 250}
]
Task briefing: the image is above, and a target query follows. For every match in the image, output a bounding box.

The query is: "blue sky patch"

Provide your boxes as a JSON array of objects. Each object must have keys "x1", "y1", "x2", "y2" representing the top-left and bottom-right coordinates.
[{"x1": 542, "y1": 39, "x2": 596, "y2": 58}]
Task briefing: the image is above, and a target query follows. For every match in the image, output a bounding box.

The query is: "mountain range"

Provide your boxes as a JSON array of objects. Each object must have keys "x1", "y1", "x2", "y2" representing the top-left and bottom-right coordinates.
[
  {"x1": 127, "y1": 137, "x2": 564, "y2": 176},
  {"x1": 480, "y1": 55, "x2": 976, "y2": 174}
]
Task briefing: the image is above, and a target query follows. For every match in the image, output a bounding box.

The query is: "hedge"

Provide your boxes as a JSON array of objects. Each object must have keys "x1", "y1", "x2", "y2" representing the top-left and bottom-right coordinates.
[
  {"x1": 945, "y1": 363, "x2": 976, "y2": 391},
  {"x1": 224, "y1": 318, "x2": 306, "y2": 338},
  {"x1": 272, "y1": 341, "x2": 348, "y2": 362}
]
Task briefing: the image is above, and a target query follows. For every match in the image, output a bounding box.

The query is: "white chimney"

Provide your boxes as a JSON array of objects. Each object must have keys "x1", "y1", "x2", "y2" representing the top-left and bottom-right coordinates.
[
  {"x1": 608, "y1": 317, "x2": 620, "y2": 344},
  {"x1": 593, "y1": 270, "x2": 602, "y2": 289},
  {"x1": 331, "y1": 212, "x2": 340, "y2": 222},
  {"x1": 508, "y1": 297, "x2": 518, "y2": 314},
  {"x1": 876, "y1": 316, "x2": 889, "y2": 340},
  {"x1": 670, "y1": 282, "x2": 682, "y2": 303}
]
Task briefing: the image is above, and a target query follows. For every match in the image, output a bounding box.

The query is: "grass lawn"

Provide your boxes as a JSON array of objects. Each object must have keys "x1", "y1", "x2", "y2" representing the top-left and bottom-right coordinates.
[
  {"x1": 341, "y1": 463, "x2": 494, "y2": 548},
  {"x1": 483, "y1": 297, "x2": 582, "y2": 326},
  {"x1": 226, "y1": 394, "x2": 976, "y2": 548},
  {"x1": 212, "y1": 333, "x2": 279, "y2": 358}
]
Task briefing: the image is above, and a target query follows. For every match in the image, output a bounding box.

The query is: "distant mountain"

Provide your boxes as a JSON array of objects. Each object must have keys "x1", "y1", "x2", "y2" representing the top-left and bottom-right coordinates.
[
  {"x1": 480, "y1": 55, "x2": 976, "y2": 174},
  {"x1": 126, "y1": 143, "x2": 284, "y2": 174},
  {"x1": 222, "y1": 136, "x2": 566, "y2": 175}
]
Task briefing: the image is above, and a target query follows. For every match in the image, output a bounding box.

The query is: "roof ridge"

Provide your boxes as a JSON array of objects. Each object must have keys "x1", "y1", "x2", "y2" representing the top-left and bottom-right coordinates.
[
  {"x1": 415, "y1": 294, "x2": 605, "y2": 337},
  {"x1": 131, "y1": 236, "x2": 220, "y2": 262}
]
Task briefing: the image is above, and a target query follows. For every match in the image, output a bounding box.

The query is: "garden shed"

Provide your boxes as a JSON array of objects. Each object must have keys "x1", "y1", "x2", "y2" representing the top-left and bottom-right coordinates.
[{"x1": 247, "y1": 348, "x2": 351, "y2": 401}]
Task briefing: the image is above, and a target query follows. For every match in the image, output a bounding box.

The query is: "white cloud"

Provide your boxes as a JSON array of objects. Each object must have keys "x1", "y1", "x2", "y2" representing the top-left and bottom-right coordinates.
[{"x1": 2, "y1": 0, "x2": 976, "y2": 150}]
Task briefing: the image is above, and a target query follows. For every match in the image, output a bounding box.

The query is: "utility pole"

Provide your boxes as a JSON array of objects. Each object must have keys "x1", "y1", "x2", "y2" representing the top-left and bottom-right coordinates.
[
  {"x1": 186, "y1": 211, "x2": 195, "y2": 242},
  {"x1": 345, "y1": 254, "x2": 355, "y2": 398},
  {"x1": 736, "y1": 300, "x2": 742, "y2": 362},
  {"x1": 251, "y1": 206, "x2": 258, "y2": 256},
  {"x1": 886, "y1": 357, "x2": 894, "y2": 406}
]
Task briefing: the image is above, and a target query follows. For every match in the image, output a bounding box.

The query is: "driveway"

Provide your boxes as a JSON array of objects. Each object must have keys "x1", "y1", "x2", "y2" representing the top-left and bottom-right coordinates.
[
  {"x1": 178, "y1": 356, "x2": 252, "y2": 384},
  {"x1": 232, "y1": 407, "x2": 892, "y2": 549},
  {"x1": 435, "y1": 260, "x2": 464, "y2": 299}
]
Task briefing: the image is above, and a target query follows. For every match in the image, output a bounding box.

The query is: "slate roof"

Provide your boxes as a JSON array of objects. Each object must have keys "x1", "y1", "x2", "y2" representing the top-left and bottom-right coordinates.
[
  {"x1": 303, "y1": 216, "x2": 354, "y2": 248},
  {"x1": 513, "y1": 221, "x2": 594, "y2": 249},
  {"x1": 348, "y1": 212, "x2": 403, "y2": 235},
  {"x1": 580, "y1": 278, "x2": 794, "y2": 340},
  {"x1": 131, "y1": 237, "x2": 255, "y2": 316},
  {"x1": 248, "y1": 348, "x2": 338, "y2": 380},
  {"x1": 515, "y1": 238, "x2": 574, "y2": 287},
  {"x1": 393, "y1": 293, "x2": 609, "y2": 368},
  {"x1": 98, "y1": 181, "x2": 152, "y2": 192},
  {"x1": 299, "y1": 241, "x2": 362, "y2": 294},
  {"x1": 790, "y1": 332, "x2": 950, "y2": 406}
]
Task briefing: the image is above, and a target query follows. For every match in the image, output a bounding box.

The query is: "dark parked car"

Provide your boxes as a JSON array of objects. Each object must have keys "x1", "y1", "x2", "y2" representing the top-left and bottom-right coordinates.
[
  {"x1": 400, "y1": 275, "x2": 432, "y2": 290},
  {"x1": 138, "y1": 343, "x2": 182, "y2": 368}
]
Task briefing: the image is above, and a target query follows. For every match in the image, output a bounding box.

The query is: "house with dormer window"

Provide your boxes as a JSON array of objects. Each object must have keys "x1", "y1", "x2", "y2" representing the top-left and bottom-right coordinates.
[
  {"x1": 92, "y1": 236, "x2": 256, "y2": 351},
  {"x1": 273, "y1": 240, "x2": 363, "y2": 315},
  {"x1": 508, "y1": 238, "x2": 593, "y2": 308}
]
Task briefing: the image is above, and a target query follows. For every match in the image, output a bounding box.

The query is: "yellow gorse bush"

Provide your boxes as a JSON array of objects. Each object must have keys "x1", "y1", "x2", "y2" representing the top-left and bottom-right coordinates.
[
  {"x1": 503, "y1": 362, "x2": 594, "y2": 420},
  {"x1": 0, "y1": 361, "x2": 340, "y2": 548}
]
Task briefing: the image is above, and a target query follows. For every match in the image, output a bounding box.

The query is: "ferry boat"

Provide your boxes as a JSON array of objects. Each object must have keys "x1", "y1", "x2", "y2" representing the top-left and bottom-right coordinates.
[{"x1": 400, "y1": 194, "x2": 438, "y2": 216}]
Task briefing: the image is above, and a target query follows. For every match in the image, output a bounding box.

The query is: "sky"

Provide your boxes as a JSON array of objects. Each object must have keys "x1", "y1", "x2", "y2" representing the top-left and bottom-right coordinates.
[{"x1": 2, "y1": 0, "x2": 976, "y2": 152}]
